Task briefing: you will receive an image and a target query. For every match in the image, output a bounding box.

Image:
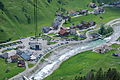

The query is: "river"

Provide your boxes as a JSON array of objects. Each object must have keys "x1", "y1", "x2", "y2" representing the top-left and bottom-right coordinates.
[{"x1": 29, "y1": 39, "x2": 107, "y2": 80}]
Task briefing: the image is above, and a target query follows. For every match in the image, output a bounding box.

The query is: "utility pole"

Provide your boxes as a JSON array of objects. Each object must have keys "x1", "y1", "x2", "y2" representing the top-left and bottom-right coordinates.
[{"x1": 34, "y1": 0, "x2": 38, "y2": 39}]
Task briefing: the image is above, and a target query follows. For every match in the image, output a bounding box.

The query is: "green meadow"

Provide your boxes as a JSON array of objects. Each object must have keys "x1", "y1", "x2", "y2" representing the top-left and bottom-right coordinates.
[{"x1": 0, "y1": 58, "x2": 25, "y2": 80}]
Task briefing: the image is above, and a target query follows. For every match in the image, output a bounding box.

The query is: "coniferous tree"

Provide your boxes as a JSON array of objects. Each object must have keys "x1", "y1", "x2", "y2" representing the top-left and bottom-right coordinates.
[
  {"x1": 86, "y1": 70, "x2": 95, "y2": 80},
  {"x1": 95, "y1": 68, "x2": 104, "y2": 80},
  {"x1": 74, "y1": 68, "x2": 120, "y2": 80},
  {"x1": 98, "y1": 25, "x2": 107, "y2": 35},
  {"x1": 0, "y1": 1, "x2": 4, "y2": 11}
]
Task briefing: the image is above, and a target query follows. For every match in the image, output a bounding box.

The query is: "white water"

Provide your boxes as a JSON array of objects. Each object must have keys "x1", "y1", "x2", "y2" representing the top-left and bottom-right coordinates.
[{"x1": 29, "y1": 40, "x2": 106, "y2": 80}]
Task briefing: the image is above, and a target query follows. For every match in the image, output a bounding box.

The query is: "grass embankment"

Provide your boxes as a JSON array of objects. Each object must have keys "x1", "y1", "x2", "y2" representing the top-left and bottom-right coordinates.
[
  {"x1": 45, "y1": 44, "x2": 120, "y2": 80},
  {"x1": 0, "y1": 58, "x2": 25, "y2": 80}
]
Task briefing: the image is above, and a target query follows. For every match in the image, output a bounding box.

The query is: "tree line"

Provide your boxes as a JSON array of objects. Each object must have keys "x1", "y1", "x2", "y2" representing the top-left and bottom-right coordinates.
[{"x1": 74, "y1": 68, "x2": 120, "y2": 80}]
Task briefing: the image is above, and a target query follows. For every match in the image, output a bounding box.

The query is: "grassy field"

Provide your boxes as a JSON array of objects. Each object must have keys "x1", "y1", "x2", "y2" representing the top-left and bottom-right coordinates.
[
  {"x1": 0, "y1": 58, "x2": 25, "y2": 80},
  {"x1": 45, "y1": 44, "x2": 120, "y2": 80},
  {"x1": 64, "y1": 7, "x2": 120, "y2": 28}
]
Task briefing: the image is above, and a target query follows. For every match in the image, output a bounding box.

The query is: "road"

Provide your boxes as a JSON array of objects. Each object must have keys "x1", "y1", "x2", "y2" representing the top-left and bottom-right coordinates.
[{"x1": 27, "y1": 19, "x2": 120, "y2": 80}]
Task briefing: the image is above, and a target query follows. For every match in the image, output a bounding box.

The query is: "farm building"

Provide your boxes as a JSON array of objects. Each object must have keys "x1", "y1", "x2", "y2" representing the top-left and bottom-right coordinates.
[{"x1": 93, "y1": 45, "x2": 110, "y2": 54}]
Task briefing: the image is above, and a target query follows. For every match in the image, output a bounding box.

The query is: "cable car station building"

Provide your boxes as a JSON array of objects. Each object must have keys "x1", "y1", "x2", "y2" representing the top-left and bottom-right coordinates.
[{"x1": 29, "y1": 41, "x2": 42, "y2": 50}]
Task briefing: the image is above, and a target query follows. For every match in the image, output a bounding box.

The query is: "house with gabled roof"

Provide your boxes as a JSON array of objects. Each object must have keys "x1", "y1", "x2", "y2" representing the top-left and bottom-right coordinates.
[
  {"x1": 59, "y1": 27, "x2": 69, "y2": 36},
  {"x1": 93, "y1": 45, "x2": 110, "y2": 54},
  {"x1": 94, "y1": 7, "x2": 104, "y2": 15},
  {"x1": 70, "y1": 29, "x2": 77, "y2": 35},
  {"x1": 80, "y1": 9, "x2": 88, "y2": 15},
  {"x1": 42, "y1": 26, "x2": 51, "y2": 33}
]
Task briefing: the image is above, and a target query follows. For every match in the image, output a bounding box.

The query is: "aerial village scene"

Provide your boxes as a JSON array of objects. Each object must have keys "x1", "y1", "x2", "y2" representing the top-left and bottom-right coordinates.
[{"x1": 0, "y1": 0, "x2": 120, "y2": 80}]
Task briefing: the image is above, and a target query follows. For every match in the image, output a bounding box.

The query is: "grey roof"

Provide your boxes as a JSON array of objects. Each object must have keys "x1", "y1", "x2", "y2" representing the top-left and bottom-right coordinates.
[
  {"x1": 113, "y1": 53, "x2": 120, "y2": 56},
  {"x1": 21, "y1": 53, "x2": 30, "y2": 60},
  {"x1": 111, "y1": 2, "x2": 120, "y2": 5},
  {"x1": 81, "y1": 9, "x2": 88, "y2": 13},
  {"x1": 81, "y1": 21, "x2": 88, "y2": 25},
  {"x1": 77, "y1": 23, "x2": 83, "y2": 27},
  {"x1": 70, "y1": 24, "x2": 75, "y2": 28},
  {"x1": 56, "y1": 16, "x2": 62, "y2": 21},
  {"x1": 94, "y1": 7, "x2": 104, "y2": 14},
  {"x1": 89, "y1": 21, "x2": 95, "y2": 26},
  {"x1": 94, "y1": 9, "x2": 100, "y2": 14},
  {"x1": 1, "y1": 53, "x2": 8, "y2": 59},
  {"x1": 70, "y1": 29, "x2": 77, "y2": 35},
  {"x1": 42, "y1": 26, "x2": 51, "y2": 33},
  {"x1": 17, "y1": 50, "x2": 33, "y2": 60},
  {"x1": 52, "y1": 22, "x2": 60, "y2": 29}
]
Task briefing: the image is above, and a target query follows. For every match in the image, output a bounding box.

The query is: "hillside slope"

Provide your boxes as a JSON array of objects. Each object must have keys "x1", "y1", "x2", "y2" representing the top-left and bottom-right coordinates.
[
  {"x1": 0, "y1": 0, "x2": 59, "y2": 42},
  {"x1": 0, "y1": 0, "x2": 118, "y2": 43}
]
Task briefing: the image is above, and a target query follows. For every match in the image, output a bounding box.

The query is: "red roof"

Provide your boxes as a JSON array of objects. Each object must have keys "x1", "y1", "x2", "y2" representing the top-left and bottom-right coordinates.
[
  {"x1": 59, "y1": 29, "x2": 68, "y2": 35},
  {"x1": 69, "y1": 10, "x2": 76, "y2": 13}
]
